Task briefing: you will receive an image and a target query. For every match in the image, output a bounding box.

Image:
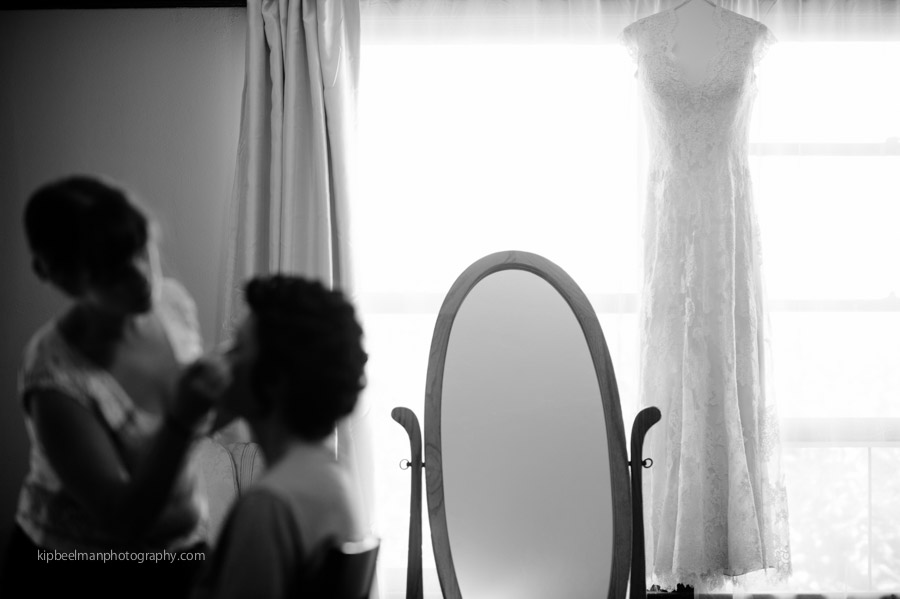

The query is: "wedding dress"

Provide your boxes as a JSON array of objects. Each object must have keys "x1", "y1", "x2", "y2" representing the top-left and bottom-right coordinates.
[{"x1": 621, "y1": 1, "x2": 791, "y2": 590}]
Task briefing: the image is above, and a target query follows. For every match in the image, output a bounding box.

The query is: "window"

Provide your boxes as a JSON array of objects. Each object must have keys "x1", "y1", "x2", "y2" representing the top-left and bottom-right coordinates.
[
  {"x1": 751, "y1": 41, "x2": 900, "y2": 592},
  {"x1": 355, "y1": 36, "x2": 900, "y2": 597}
]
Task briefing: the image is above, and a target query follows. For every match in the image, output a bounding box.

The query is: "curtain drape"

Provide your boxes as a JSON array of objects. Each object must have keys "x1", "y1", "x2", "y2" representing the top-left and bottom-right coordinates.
[
  {"x1": 219, "y1": 0, "x2": 376, "y2": 587},
  {"x1": 221, "y1": 0, "x2": 359, "y2": 299}
]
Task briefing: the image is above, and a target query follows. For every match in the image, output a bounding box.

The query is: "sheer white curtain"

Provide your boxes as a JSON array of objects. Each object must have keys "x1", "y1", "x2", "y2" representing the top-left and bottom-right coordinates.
[
  {"x1": 359, "y1": 4, "x2": 639, "y2": 598},
  {"x1": 740, "y1": 1, "x2": 900, "y2": 596},
  {"x1": 356, "y1": 1, "x2": 900, "y2": 597},
  {"x1": 219, "y1": 0, "x2": 377, "y2": 569}
]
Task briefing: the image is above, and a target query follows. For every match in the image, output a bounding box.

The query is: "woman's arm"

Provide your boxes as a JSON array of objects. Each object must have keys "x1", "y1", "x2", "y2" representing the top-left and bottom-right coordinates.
[
  {"x1": 30, "y1": 389, "x2": 204, "y2": 543},
  {"x1": 29, "y1": 358, "x2": 221, "y2": 544}
]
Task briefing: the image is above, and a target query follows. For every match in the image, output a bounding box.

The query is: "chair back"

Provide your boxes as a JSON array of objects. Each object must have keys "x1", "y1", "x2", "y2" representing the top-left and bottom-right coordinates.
[{"x1": 303, "y1": 536, "x2": 380, "y2": 599}]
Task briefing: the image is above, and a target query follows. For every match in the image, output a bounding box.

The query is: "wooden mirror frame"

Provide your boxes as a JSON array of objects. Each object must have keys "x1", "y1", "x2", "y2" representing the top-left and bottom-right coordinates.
[{"x1": 393, "y1": 250, "x2": 659, "y2": 599}]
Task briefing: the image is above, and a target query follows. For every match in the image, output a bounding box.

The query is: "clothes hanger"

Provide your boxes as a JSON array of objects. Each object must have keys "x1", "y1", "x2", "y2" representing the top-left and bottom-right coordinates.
[{"x1": 672, "y1": 0, "x2": 719, "y2": 10}]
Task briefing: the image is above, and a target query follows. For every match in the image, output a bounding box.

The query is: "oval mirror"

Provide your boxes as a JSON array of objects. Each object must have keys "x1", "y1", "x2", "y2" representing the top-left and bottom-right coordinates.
[{"x1": 424, "y1": 251, "x2": 632, "y2": 599}]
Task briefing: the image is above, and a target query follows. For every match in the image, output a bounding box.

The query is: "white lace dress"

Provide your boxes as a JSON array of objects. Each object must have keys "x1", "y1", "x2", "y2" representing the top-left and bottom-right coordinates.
[{"x1": 621, "y1": 5, "x2": 791, "y2": 590}]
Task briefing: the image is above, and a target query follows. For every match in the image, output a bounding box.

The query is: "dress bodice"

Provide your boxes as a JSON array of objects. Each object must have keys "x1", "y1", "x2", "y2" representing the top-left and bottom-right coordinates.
[{"x1": 622, "y1": 7, "x2": 775, "y2": 170}]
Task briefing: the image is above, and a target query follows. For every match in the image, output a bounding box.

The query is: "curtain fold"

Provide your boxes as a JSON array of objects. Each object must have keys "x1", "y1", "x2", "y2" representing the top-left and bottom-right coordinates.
[
  {"x1": 222, "y1": 0, "x2": 358, "y2": 291},
  {"x1": 219, "y1": 1, "x2": 376, "y2": 590}
]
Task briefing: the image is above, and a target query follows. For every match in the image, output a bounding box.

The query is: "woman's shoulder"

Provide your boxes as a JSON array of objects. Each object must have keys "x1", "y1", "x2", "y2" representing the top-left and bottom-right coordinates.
[
  {"x1": 258, "y1": 445, "x2": 356, "y2": 507},
  {"x1": 22, "y1": 320, "x2": 75, "y2": 378},
  {"x1": 224, "y1": 486, "x2": 299, "y2": 542},
  {"x1": 19, "y1": 320, "x2": 92, "y2": 410},
  {"x1": 23, "y1": 320, "x2": 60, "y2": 360}
]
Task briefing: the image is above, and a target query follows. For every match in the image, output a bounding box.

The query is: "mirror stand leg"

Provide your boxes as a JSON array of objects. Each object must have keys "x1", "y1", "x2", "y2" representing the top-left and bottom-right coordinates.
[
  {"x1": 392, "y1": 407, "x2": 425, "y2": 599},
  {"x1": 630, "y1": 406, "x2": 661, "y2": 599}
]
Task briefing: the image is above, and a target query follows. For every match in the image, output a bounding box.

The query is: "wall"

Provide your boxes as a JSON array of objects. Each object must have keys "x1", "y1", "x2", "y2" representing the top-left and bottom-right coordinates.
[{"x1": 0, "y1": 8, "x2": 246, "y2": 559}]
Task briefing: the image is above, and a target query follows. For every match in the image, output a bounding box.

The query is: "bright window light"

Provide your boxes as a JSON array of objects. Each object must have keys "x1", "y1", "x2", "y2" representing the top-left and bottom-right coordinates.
[{"x1": 357, "y1": 38, "x2": 900, "y2": 597}]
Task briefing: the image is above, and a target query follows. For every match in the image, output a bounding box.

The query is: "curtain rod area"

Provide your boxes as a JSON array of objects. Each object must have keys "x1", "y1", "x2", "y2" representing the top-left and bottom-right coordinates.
[
  {"x1": 4, "y1": 0, "x2": 900, "y2": 13},
  {"x1": 1, "y1": 1, "x2": 245, "y2": 8}
]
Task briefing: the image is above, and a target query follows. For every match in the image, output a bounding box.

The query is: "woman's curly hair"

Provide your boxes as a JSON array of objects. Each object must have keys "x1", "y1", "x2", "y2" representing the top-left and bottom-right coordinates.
[{"x1": 245, "y1": 275, "x2": 368, "y2": 441}]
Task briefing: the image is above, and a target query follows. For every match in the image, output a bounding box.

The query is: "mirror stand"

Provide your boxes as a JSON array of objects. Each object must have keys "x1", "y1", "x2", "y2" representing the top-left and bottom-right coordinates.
[
  {"x1": 392, "y1": 407, "x2": 425, "y2": 599},
  {"x1": 392, "y1": 405, "x2": 660, "y2": 599},
  {"x1": 629, "y1": 406, "x2": 662, "y2": 599},
  {"x1": 389, "y1": 251, "x2": 661, "y2": 599}
]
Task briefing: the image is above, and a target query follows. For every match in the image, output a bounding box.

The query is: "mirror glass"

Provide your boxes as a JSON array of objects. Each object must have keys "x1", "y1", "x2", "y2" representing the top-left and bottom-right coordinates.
[{"x1": 441, "y1": 269, "x2": 613, "y2": 598}]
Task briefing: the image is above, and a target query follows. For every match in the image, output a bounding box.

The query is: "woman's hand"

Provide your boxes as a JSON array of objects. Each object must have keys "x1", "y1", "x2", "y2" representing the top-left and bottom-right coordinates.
[{"x1": 171, "y1": 354, "x2": 231, "y2": 430}]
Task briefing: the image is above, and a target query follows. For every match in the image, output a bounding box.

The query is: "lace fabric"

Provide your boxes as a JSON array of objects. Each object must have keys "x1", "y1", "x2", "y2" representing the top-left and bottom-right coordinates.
[{"x1": 622, "y1": 5, "x2": 791, "y2": 591}]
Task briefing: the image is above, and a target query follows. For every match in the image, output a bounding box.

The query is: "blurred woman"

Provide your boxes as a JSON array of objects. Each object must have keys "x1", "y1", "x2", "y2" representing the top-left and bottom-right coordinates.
[{"x1": 1, "y1": 175, "x2": 223, "y2": 598}]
